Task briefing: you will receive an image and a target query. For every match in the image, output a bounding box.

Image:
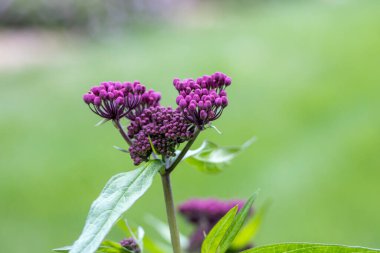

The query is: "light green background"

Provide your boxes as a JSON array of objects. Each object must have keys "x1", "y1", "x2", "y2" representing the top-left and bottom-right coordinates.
[{"x1": 0, "y1": 1, "x2": 379, "y2": 252}]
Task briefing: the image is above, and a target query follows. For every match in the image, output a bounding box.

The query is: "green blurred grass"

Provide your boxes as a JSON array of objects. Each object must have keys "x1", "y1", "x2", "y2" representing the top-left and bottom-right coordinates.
[{"x1": 1, "y1": 1, "x2": 380, "y2": 252}]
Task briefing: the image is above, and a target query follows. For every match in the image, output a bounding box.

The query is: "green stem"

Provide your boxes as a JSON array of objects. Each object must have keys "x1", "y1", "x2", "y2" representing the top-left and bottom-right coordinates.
[
  {"x1": 114, "y1": 119, "x2": 132, "y2": 145},
  {"x1": 161, "y1": 174, "x2": 182, "y2": 253},
  {"x1": 166, "y1": 128, "x2": 200, "y2": 174}
]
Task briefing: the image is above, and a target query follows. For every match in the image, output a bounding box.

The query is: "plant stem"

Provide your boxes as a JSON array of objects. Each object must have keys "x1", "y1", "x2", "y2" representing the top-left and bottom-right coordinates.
[
  {"x1": 166, "y1": 128, "x2": 200, "y2": 174},
  {"x1": 114, "y1": 119, "x2": 132, "y2": 145},
  {"x1": 161, "y1": 174, "x2": 182, "y2": 253}
]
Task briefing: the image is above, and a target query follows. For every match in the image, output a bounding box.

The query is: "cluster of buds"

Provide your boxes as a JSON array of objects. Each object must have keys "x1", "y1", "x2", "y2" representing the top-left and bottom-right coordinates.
[
  {"x1": 83, "y1": 72, "x2": 231, "y2": 165},
  {"x1": 127, "y1": 106, "x2": 194, "y2": 165},
  {"x1": 174, "y1": 72, "x2": 231, "y2": 129},
  {"x1": 83, "y1": 81, "x2": 160, "y2": 120},
  {"x1": 120, "y1": 237, "x2": 141, "y2": 253},
  {"x1": 178, "y1": 198, "x2": 252, "y2": 252}
]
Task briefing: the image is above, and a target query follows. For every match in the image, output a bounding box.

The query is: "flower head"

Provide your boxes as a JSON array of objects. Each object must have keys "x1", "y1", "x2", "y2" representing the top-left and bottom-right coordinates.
[
  {"x1": 128, "y1": 106, "x2": 194, "y2": 165},
  {"x1": 178, "y1": 198, "x2": 245, "y2": 225},
  {"x1": 173, "y1": 72, "x2": 231, "y2": 129},
  {"x1": 83, "y1": 81, "x2": 160, "y2": 120},
  {"x1": 120, "y1": 237, "x2": 140, "y2": 253}
]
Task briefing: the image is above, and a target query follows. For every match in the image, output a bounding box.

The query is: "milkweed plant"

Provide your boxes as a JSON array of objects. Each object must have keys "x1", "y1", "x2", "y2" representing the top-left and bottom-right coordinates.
[{"x1": 55, "y1": 73, "x2": 380, "y2": 253}]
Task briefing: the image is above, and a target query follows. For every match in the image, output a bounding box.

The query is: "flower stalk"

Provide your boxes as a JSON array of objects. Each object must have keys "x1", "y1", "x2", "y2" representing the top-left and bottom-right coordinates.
[{"x1": 161, "y1": 173, "x2": 182, "y2": 253}]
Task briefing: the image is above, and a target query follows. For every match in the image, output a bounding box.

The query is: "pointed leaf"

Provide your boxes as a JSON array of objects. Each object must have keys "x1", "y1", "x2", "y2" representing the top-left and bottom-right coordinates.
[
  {"x1": 201, "y1": 206, "x2": 238, "y2": 253},
  {"x1": 231, "y1": 201, "x2": 270, "y2": 248},
  {"x1": 184, "y1": 137, "x2": 256, "y2": 173},
  {"x1": 218, "y1": 192, "x2": 258, "y2": 253},
  {"x1": 69, "y1": 160, "x2": 163, "y2": 253},
  {"x1": 240, "y1": 243, "x2": 380, "y2": 253}
]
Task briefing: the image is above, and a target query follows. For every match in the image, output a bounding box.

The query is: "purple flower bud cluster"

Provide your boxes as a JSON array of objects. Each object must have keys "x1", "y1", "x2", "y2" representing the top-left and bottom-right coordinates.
[
  {"x1": 127, "y1": 106, "x2": 194, "y2": 165},
  {"x1": 178, "y1": 198, "x2": 245, "y2": 225},
  {"x1": 120, "y1": 237, "x2": 140, "y2": 253},
  {"x1": 83, "y1": 81, "x2": 161, "y2": 120},
  {"x1": 173, "y1": 72, "x2": 231, "y2": 128},
  {"x1": 178, "y1": 198, "x2": 252, "y2": 253}
]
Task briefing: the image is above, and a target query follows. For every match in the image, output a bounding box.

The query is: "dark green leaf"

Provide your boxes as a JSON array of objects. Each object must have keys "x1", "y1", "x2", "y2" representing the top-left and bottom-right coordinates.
[
  {"x1": 201, "y1": 206, "x2": 238, "y2": 253},
  {"x1": 218, "y1": 192, "x2": 258, "y2": 253},
  {"x1": 241, "y1": 243, "x2": 380, "y2": 253},
  {"x1": 69, "y1": 160, "x2": 163, "y2": 253},
  {"x1": 184, "y1": 137, "x2": 255, "y2": 173}
]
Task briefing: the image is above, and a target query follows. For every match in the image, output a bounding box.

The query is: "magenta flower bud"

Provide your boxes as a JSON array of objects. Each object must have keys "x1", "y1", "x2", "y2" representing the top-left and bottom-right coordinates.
[
  {"x1": 115, "y1": 97, "x2": 124, "y2": 105},
  {"x1": 225, "y1": 77, "x2": 232, "y2": 86},
  {"x1": 215, "y1": 97, "x2": 223, "y2": 106},
  {"x1": 94, "y1": 96, "x2": 101, "y2": 106},
  {"x1": 200, "y1": 110, "x2": 207, "y2": 120},
  {"x1": 120, "y1": 237, "x2": 140, "y2": 253},
  {"x1": 179, "y1": 99, "x2": 187, "y2": 108},
  {"x1": 221, "y1": 96, "x2": 228, "y2": 107},
  {"x1": 189, "y1": 103, "x2": 197, "y2": 112},
  {"x1": 83, "y1": 94, "x2": 94, "y2": 104}
]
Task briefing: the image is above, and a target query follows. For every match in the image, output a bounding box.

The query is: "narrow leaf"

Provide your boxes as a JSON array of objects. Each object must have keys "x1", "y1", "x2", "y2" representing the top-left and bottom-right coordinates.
[
  {"x1": 69, "y1": 160, "x2": 163, "y2": 253},
  {"x1": 240, "y1": 243, "x2": 380, "y2": 253},
  {"x1": 53, "y1": 246, "x2": 71, "y2": 252},
  {"x1": 201, "y1": 206, "x2": 238, "y2": 253},
  {"x1": 218, "y1": 192, "x2": 258, "y2": 253},
  {"x1": 113, "y1": 146, "x2": 129, "y2": 153},
  {"x1": 231, "y1": 200, "x2": 270, "y2": 248}
]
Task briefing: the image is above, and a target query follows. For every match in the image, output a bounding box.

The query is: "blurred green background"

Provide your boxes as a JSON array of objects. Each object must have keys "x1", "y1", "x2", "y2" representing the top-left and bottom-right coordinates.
[{"x1": 1, "y1": 0, "x2": 380, "y2": 252}]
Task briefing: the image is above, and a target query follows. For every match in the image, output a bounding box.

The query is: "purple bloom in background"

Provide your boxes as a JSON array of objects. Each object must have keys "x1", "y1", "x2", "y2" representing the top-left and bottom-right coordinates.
[
  {"x1": 173, "y1": 72, "x2": 231, "y2": 129},
  {"x1": 178, "y1": 198, "x2": 253, "y2": 253},
  {"x1": 83, "y1": 81, "x2": 160, "y2": 120},
  {"x1": 127, "y1": 106, "x2": 194, "y2": 165},
  {"x1": 120, "y1": 237, "x2": 141, "y2": 253}
]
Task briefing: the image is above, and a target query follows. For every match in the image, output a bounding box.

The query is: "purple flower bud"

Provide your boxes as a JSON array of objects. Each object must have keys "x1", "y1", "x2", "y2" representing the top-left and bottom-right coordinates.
[
  {"x1": 83, "y1": 94, "x2": 94, "y2": 104},
  {"x1": 94, "y1": 96, "x2": 101, "y2": 106},
  {"x1": 120, "y1": 237, "x2": 140, "y2": 253},
  {"x1": 215, "y1": 97, "x2": 223, "y2": 106},
  {"x1": 179, "y1": 99, "x2": 187, "y2": 108},
  {"x1": 221, "y1": 96, "x2": 228, "y2": 107},
  {"x1": 200, "y1": 110, "x2": 207, "y2": 120}
]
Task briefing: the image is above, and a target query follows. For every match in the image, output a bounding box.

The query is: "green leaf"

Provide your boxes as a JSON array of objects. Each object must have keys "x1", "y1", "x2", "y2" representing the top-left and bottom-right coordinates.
[
  {"x1": 97, "y1": 240, "x2": 130, "y2": 253},
  {"x1": 218, "y1": 192, "x2": 258, "y2": 253},
  {"x1": 145, "y1": 215, "x2": 189, "y2": 249},
  {"x1": 201, "y1": 206, "x2": 238, "y2": 253},
  {"x1": 231, "y1": 201, "x2": 270, "y2": 249},
  {"x1": 184, "y1": 137, "x2": 255, "y2": 173},
  {"x1": 241, "y1": 243, "x2": 380, "y2": 253},
  {"x1": 69, "y1": 160, "x2": 163, "y2": 253},
  {"x1": 53, "y1": 246, "x2": 71, "y2": 252},
  {"x1": 143, "y1": 236, "x2": 170, "y2": 253},
  {"x1": 113, "y1": 146, "x2": 129, "y2": 153}
]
